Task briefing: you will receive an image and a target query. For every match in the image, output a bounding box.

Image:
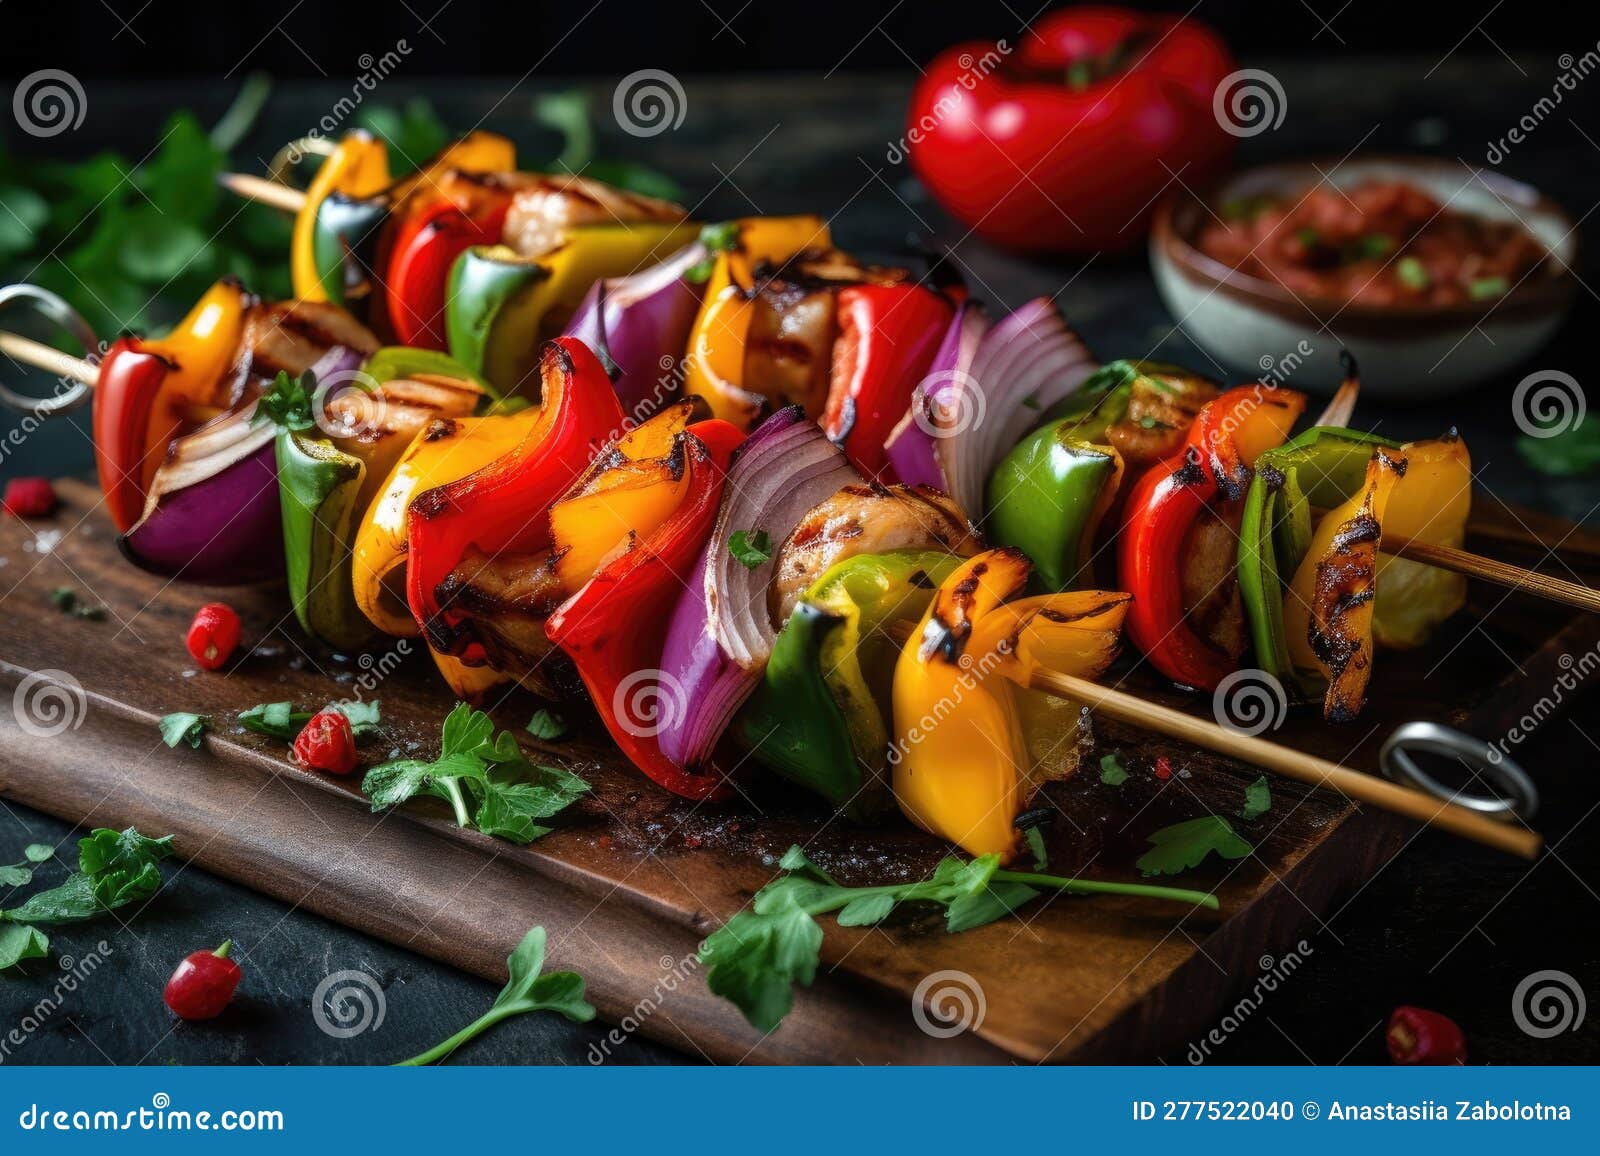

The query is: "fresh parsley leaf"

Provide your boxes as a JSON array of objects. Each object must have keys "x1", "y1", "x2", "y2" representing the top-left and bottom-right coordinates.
[
  {"x1": 0, "y1": 925, "x2": 49, "y2": 970},
  {"x1": 396, "y1": 926, "x2": 595, "y2": 1065},
  {"x1": 0, "y1": 844, "x2": 53, "y2": 887},
  {"x1": 526, "y1": 708, "x2": 568, "y2": 742},
  {"x1": 0, "y1": 827, "x2": 174, "y2": 926},
  {"x1": 1024, "y1": 826, "x2": 1049, "y2": 871},
  {"x1": 362, "y1": 703, "x2": 587, "y2": 841},
  {"x1": 1099, "y1": 753, "x2": 1128, "y2": 786},
  {"x1": 699, "y1": 845, "x2": 1216, "y2": 1032},
  {"x1": 1240, "y1": 776, "x2": 1272, "y2": 821},
  {"x1": 239, "y1": 699, "x2": 380, "y2": 740},
  {"x1": 1136, "y1": 816, "x2": 1252, "y2": 877},
  {"x1": 159, "y1": 712, "x2": 208, "y2": 749},
  {"x1": 728, "y1": 529, "x2": 772, "y2": 569},
  {"x1": 1517, "y1": 417, "x2": 1600, "y2": 477}
]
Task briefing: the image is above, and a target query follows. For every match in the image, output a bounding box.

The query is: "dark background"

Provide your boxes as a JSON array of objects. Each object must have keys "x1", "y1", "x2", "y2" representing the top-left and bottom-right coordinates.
[
  {"x1": 0, "y1": 0, "x2": 1595, "y2": 75},
  {"x1": 1, "y1": 1, "x2": 1598, "y2": 1066}
]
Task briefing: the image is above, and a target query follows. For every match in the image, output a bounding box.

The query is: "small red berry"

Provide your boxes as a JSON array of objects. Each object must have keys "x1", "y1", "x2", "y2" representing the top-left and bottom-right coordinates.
[
  {"x1": 1387, "y1": 1005, "x2": 1467, "y2": 1064},
  {"x1": 164, "y1": 940, "x2": 243, "y2": 1020},
  {"x1": 2, "y1": 477, "x2": 56, "y2": 518},
  {"x1": 293, "y1": 710, "x2": 357, "y2": 775},
  {"x1": 186, "y1": 603, "x2": 241, "y2": 671},
  {"x1": 1154, "y1": 755, "x2": 1173, "y2": 780}
]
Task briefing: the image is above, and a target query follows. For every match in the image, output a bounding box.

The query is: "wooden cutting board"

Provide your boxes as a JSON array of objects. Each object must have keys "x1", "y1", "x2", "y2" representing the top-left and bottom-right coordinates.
[{"x1": 0, "y1": 478, "x2": 1590, "y2": 1063}]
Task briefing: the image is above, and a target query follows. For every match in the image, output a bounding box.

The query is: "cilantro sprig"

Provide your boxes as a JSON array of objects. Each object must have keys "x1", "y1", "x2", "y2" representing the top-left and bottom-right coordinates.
[
  {"x1": 250, "y1": 370, "x2": 319, "y2": 432},
  {"x1": 362, "y1": 703, "x2": 589, "y2": 844},
  {"x1": 699, "y1": 846, "x2": 1217, "y2": 1033},
  {"x1": 396, "y1": 925, "x2": 594, "y2": 1065}
]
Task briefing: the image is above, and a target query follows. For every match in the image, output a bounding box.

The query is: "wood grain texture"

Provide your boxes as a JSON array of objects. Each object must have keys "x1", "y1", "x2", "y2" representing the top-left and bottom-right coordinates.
[{"x1": 0, "y1": 479, "x2": 1577, "y2": 1063}]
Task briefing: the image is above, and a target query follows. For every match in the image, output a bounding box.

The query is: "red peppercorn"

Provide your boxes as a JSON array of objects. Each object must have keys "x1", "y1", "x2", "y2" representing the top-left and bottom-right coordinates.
[
  {"x1": 2, "y1": 477, "x2": 56, "y2": 518},
  {"x1": 1387, "y1": 1005, "x2": 1467, "y2": 1064},
  {"x1": 186, "y1": 602, "x2": 241, "y2": 671},
  {"x1": 293, "y1": 710, "x2": 357, "y2": 775},
  {"x1": 1154, "y1": 755, "x2": 1173, "y2": 780},
  {"x1": 163, "y1": 940, "x2": 243, "y2": 1020}
]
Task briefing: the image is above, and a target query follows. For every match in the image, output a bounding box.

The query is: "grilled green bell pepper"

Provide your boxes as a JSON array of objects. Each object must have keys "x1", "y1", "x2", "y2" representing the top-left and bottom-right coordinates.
[
  {"x1": 447, "y1": 221, "x2": 699, "y2": 395},
  {"x1": 736, "y1": 549, "x2": 964, "y2": 820},
  {"x1": 363, "y1": 346, "x2": 494, "y2": 393},
  {"x1": 986, "y1": 426, "x2": 1122, "y2": 592},
  {"x1": 277, "y1": 431, "x2": 375, "y2": 652}
]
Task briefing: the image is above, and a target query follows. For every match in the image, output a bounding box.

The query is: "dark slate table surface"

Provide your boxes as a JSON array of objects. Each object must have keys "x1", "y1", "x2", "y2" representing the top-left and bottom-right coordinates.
[{"x1": 2, "y1": 59, "x2": 1597, "y2": 1065}]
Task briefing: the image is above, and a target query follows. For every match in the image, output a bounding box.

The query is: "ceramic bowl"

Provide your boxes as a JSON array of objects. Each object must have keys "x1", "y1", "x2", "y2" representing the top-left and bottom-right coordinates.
[{"x1": 1149, "y1": 157, "x2": 1577, "y2": 402}]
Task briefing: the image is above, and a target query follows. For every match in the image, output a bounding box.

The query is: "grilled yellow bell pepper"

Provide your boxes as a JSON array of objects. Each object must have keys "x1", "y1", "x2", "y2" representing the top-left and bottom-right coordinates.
[
  {"x1": 291, "y1": 133, "x2": 391, "y2": 303},
  {"x1": 891, "y1": 548, "x2": 1129, "y2": 860},
  {"x1": 352, "y1": 411, "x2": 537, "y2": 638},
  {"x1": 683, "y1": 215, "x2": 832, "y2": 428}
]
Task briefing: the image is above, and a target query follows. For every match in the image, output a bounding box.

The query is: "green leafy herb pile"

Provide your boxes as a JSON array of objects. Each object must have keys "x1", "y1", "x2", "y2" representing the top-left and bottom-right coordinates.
[
  {"x1": 396, "y1": 925, "x2": 594, "y2": 1065},
  {"x1": 363, "y1": 703, "x2": 589, "y2": 844},
  {"x1": 0, "y1": 828, "x2": 174, "y2": 970},
  {"x1": 698, "y1": 845, "x2": 1217, "y2": 1033}
]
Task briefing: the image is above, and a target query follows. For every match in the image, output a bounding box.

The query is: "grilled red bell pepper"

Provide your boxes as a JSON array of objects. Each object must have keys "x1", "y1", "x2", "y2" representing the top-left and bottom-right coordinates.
[
  {"x1": 406, "y1": 337, "x2": 625, "y2": 663},
  {"x1": 546, "y1": 419, "x2": 744, "y2": 800},
  {"x1": 1119, "y1": 384, "x2": 1306, "y2": 690},
  {"x1": 822, "y1": 284, "x2": 953, "y2": 479},
  {"x1": 92, "y1": 279, "x2": 252, "y2": 532},
  {"x1": 382, "y1": 176, "x2": 514, "y2": 350}
]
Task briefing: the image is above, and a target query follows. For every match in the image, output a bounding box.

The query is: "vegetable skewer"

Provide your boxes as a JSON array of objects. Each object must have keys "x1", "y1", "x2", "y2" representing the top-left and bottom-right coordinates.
[
  {"x1": 2, "y1": 317, "x2": 1595, "y2": 615},
  {"x1": 885, "y1": 622, "x2": 1540, "y2": 860}
]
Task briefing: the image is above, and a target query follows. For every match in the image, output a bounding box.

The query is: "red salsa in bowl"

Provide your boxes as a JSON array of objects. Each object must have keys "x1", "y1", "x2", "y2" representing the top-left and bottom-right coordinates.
[{"x1": 1195, "y1": 181, "x2": 1549, "y2": 308}]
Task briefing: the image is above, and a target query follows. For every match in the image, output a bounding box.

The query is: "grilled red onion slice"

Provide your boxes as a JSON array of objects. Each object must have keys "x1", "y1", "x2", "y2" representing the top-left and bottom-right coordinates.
[
  {"x1": 563, "y1": 243, "x2": 707, "y2": 422},
  {"x1": 883, "y1": 297, "x2": 1096, "y2": 515},
  {"x1": 118, "y1": 405, "x2": 282, "y2": 584},
  {"x1": 657, "y1": 407, "x2": 860, "y2": 768}
]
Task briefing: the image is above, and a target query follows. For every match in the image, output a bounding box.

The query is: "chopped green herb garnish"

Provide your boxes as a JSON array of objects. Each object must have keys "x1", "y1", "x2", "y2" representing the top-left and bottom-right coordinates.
[
  {"x1": 159, "y1": 712, "x2": 208, "y2": 749},
  {"x1": 1024, "y1": 826, "x2": 1049, "y2": 871},
  {"x1": 526, "y1": 708, "x2": 568, "y2": 742},
  {"x1": 1099, "y1": 753, "x2": 1129, "y2": 786},
  {"x1": 1396, "y1": 256, "x2": 1431, "y2": 291},
  {"x1": 1240, "y1": 775, "x2": 1272, "y2": 820},
  {"x1": 1136, "y1": 816, "x2": 1251, "y2": 877},
  {"x1": 1468, "y1": 276, "x2": 1509, "y2": 300},
  {"x1": 729, "y1": 529, "x2": 773, "y2": 569}
]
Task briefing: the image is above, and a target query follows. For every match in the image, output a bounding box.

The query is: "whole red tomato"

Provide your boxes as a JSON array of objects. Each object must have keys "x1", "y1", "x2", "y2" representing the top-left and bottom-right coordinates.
[{"x1": 906, "y1": 6, "x2": 1237, "y2": 255}]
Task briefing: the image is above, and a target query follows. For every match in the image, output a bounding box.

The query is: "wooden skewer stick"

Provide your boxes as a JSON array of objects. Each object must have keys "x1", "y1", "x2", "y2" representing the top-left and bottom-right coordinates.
[
  {"x1": 217, "y1": 172, "x2": 307, "y2": 214},
  {"x1": 0, "y1": 330, "x2": 97, "y2": 385},
  {"x1": 1030, "y1": 666, "x2": 1542, "y2": 860},
  {"x1": 1386, "y1": 537, "x2": 1600, "y2": 615}
]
